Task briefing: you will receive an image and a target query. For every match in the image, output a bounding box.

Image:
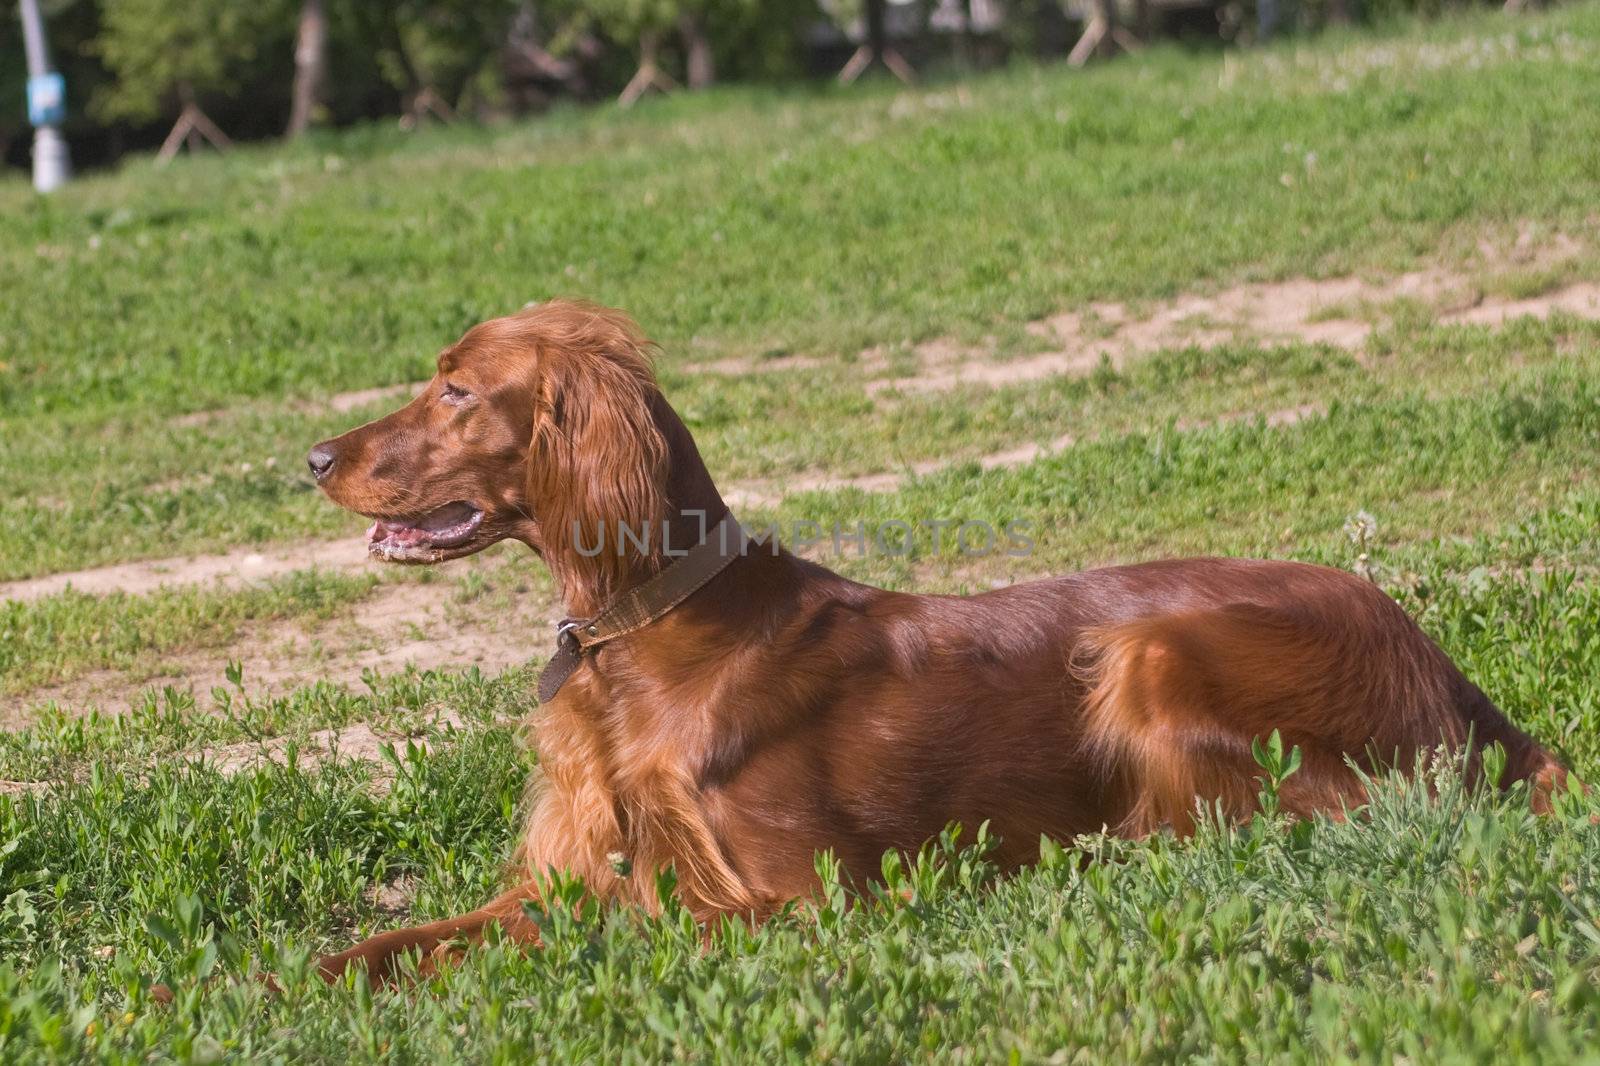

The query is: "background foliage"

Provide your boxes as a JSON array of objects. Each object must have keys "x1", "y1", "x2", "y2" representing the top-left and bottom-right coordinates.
[{"x1": 2, "y1": 0, "x2": 1533, "y2": 172}]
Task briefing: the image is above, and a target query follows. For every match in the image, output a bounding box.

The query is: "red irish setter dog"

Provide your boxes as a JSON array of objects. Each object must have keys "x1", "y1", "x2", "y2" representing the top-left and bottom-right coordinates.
[{"x1": 307, "y1": 299, "x2": 1566, "y2": 987}]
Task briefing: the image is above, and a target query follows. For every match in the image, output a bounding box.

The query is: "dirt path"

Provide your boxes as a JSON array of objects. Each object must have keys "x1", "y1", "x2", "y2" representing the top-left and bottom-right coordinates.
[
  {"x1": 690, "y1": 250, "x2": 1597, "y2": 396},
  {"x1": 724, "y1": 404, "x2": 1323, "y2": 508},
  {"x1": 199, "y1": 709, "x2": 470, "y2": 778},
  {"x1": 174, "y1": 382, "x2": 427, "y2": 430},
  {"x1": 7, "y1": 562, "x2": 560, "y2": 720},
  {"x1": 1441, "y1": 282, "x2": 1600, "y2": 327},
  {"x1": 0, "y1": 538, "x2": 372, "y2": 603},
  {"x1": 721, "y1": 433, "x2": 1082, "y2": 509},
  {"x1": 1, "y1": 709, "x2": 484, "y2": 796}
]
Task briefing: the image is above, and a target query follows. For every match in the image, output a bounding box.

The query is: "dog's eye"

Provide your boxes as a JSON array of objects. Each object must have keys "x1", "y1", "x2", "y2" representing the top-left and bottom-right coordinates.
[{"x1": 440, "y1": 383, "x2": 472, "y2": 406}]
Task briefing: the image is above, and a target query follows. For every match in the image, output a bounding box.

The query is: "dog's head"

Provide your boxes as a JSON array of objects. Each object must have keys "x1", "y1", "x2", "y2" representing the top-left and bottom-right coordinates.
[{"x1": 309, "y1": 300, "x2": 680, "y2": 602}]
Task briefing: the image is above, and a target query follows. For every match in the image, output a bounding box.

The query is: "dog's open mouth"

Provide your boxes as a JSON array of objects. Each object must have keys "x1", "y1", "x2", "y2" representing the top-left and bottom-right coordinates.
[{"x1": 366, "y1": 502, "x2": 484, "y2": 562}]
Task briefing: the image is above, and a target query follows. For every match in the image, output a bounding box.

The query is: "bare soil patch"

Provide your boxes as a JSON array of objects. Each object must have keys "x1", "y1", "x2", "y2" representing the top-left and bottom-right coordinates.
[
  {"x1": 726, "y1": 403, "x2": 1323, "y2": 509},
  {"x1": 689, "y1": 352, "x2": 832, "y2": 376},
  {"x1": 197, "y1": 709, "x2": 467, "y2": 778},
  {"x1": 692, "y1": 232, "x2": 1594, "y2": 395},
  {"x1": 325, "y1": 382, "x2": 427, "y2": 414},
  {"x1": 725, "y1": 430, "x2": 1081, "y2": 509},
  {"x1": 6, "y1": 561, "x2": 559, "y2": 721},
  {"x1": 1183, "y1": 402, "x2": 1325, "y2": 433},
  {"x1": 1441, "y1": 281, "x2": 1600, "y2": 327},
  {"x1": 0, "y1": 538, "x2": 372, "y2": 604},
  {"x1": 830, "y1": 271, "x2": 1456, "y2": 396},
  {"x1": 0, "y1": 710, "x2": 488, "y2": 798},
  {"x1": 173, "y1": 382, "x2": 426, "y2": 431}
]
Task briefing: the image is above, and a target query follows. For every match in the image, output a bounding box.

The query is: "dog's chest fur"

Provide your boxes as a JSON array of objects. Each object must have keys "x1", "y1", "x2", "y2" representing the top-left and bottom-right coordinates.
[{"x1": 516, "y1": 664, "x2": 771, "y2": 920}]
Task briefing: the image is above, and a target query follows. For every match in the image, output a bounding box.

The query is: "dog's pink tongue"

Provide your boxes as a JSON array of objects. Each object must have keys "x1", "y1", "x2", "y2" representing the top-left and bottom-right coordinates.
[
  {"x1": 367, "y1": 519, "x2": 426, "y2": 545},
  {"x1": 367, "y1": 520, "x2": 404, "y2": 539}
]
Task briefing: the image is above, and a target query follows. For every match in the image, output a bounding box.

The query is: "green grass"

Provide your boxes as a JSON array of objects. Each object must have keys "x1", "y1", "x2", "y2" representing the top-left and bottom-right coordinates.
[
  {"x1": 820, "y1": 363, "x2": 1600, "y2": 570},
  {"x1": 0, "y1": 664, "x2": 535, "y2": 784},
  {"x1": 3, "y1": 6, "x2": 1600, "y2": 580},
  {"x1": 0, "y1": 569, "x2": 379, "y2": 697},
  {"x1": 3, "y1": 13, "x2": 1593, "y2": 418},
  {"x1": 2, "y1": 650, "x2": 1599, "y2": 1061},
  {"x1": 0, "y1": 541, "x2": 558, "y2": 705},
  {"x1": 5, "y1": 4, "x2": 1600, "y2": 1061}
]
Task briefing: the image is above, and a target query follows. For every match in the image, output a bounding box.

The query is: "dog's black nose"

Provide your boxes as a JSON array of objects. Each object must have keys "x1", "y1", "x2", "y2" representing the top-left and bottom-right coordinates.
[{"x1": 307, "y1": 444, "x2": 337, "y2": 481}]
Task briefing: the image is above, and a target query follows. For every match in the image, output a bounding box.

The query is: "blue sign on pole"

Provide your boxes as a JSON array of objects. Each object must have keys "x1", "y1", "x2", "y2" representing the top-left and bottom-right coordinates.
[{"x1": 27, "y1": 73, "x2": 66, "y2": 127}]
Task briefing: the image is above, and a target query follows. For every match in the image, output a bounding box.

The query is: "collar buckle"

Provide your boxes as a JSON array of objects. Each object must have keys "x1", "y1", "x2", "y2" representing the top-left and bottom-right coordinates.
[{"x1": 555, "y1": 619, "x2": 584, "y2": 649}]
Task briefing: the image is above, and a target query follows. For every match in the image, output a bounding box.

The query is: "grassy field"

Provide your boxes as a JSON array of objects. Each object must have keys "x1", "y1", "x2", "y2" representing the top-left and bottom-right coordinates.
[{"x1": 4, "y1": 5, "x2": 1600, "y2": 1061}]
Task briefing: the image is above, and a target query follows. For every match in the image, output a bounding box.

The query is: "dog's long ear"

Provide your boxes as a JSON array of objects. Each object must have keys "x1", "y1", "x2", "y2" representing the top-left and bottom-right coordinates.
[{"x1": 526, "y1": 309, "x2": 669, "y2": 610}]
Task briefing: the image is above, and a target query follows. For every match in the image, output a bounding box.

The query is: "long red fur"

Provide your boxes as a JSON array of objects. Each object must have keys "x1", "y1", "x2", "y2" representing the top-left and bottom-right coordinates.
[{"x1": 309, "y1": 300, "x2": 1567, "y2": 987}]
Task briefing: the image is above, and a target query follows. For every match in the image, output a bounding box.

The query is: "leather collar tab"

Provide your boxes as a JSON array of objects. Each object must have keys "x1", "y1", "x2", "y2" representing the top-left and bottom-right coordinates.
[{"x1": 536, "y1": 512, "x2": 746, "y2": 702}]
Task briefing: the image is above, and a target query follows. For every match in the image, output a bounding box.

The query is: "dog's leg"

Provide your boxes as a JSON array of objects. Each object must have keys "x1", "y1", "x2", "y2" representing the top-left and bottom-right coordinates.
[{"x1": 316, "y1": 881, "x2": 544, "y2": 990}]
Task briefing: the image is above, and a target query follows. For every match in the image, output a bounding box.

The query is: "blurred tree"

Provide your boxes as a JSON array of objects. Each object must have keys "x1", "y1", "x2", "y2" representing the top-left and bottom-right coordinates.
[
  {"x1": 589, "y1": 0, "x2": 682, "y2": 105},
  {"x1": 1065, "y1": 0, "x2": 1138, "y2": 65},
  {"x1": 286, "y1": 0, "x2": 327, "y2": 136},
  {"x1": 679, "y1": 10, "x2": 714, "y2": 89},
  {"x1": 9, "y1": 0, "x2": 1504, "y2": 178},
  {"x1": 590, "y1": 0, "x2": 752, "y2": 104},
  {"x1": 502, "y1": 0, "x2": 607, "y2": 105},
  {"x1": 93, "y1": 0, "x2": 289, "y2": 158},
  {"x1": 822, "y1": 0, "x2": 916, "y2": 83},
  {"x1": 365, "y1": 0, "x2": 525, "y2": 125}
]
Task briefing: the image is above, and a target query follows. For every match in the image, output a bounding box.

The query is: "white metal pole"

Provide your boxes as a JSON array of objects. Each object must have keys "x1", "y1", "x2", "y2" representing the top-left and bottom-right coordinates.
[{"x1": 19, "y1": 0, "x2": 72, "y2": 193}]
